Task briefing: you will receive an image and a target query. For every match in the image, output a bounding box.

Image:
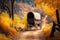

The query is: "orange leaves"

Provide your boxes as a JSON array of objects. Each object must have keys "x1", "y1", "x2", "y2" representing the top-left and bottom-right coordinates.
[
  {"x1": 0, "y1": 34, "x2": 12, "y2": 40},
  {"x1": 42, "y1": 3, "x2": 57, "y2": 22},
  {"x1": 0, "y1": 11, "x2": 18, "y2": 36},
  {"x1": 34, "y1": 0, "x2": 57, "y2": 22},
  {"x1": 13, "y1": 13, "x2": 27, "y2": 30},
  {"x1": 35, "y1": 4, "x2": 41, "y2": 9},
  {"x1": 13, "y1": 14, "x2": 21, "y2": 28},
  {"x1": 34, "y1": 0, "x2": 42, "y2": 9},
  {"x1": 52, "y1": 14, "x2": 57, "y2": 22},
  {"x1": 0, "y1": 11, "x2": 12, "y2": 26},
  {"x1": 34, "y1": 0, "x2": 42, "y2": 4},
  {"x1": 42, "y1": 22, "x2": 53, "y2": 37},
  {"x1": 34, "y1": 0, "x2": 43, "y2": 9},
  {"x1": 42, "y1": 3, "x2": 56, "y2": 16}
]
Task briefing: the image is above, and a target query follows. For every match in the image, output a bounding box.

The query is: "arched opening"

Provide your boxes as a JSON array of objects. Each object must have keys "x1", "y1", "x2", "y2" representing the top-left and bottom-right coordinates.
[{"x1": 27, "y1": 12, "x2": 35, "y2": 27}]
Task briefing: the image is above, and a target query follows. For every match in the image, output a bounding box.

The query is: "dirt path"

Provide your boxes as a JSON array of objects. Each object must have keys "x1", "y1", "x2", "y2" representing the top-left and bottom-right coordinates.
[{"x1": 13, "y1": 30, "x2": 46, "y2": 40}]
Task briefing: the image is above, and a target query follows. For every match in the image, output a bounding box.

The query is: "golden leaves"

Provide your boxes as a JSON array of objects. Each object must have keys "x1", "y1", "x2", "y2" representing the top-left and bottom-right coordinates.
[
  {"x1": 33, "y1": 0, "x2": 57, "y2": 22},
  {"x1": 34, "y1": 0, "x2": 42, "y2": 4},
  {"x1": 0, "y1": 11, "x2": 12, "y2": 28},
  {"x1": 0, "y1": 34, "x2": 12, "y2": 40},
  {"x1": 0, "y1": 11, "x2": 18, "y2": 36},
  {"x1": 13, "y1": 13, "x2": 27, "y2": 29},
  {"x1": 42, "y1": 22, "x2": 53, "y2": 37}
]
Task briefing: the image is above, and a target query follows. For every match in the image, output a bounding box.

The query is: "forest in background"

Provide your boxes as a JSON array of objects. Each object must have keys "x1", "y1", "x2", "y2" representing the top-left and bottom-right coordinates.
[{"x1": 0, "y1": 0, "x2": 60, "y2": 40}]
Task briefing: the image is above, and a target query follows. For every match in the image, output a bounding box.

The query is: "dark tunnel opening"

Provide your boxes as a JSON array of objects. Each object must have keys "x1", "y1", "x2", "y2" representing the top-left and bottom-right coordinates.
[{"x1": 27, "y1": 12, "x2": 35, "y2": 27}]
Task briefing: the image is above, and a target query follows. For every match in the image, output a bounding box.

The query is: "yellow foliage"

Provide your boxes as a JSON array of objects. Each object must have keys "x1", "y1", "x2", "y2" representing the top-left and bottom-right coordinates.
[
  {"x1": 21, "y1": 14, "x2": 27, "y2": 24},
  {"x1": 14, "y1": 14, "x2": 21, "y2": 23},
  {"x1": 0, "y1": 11, "x2": 12, "y2": 27},
  {"x1": 36, "y1": 4, "x2": 41, "y2": 9},
  {"x1": 34, "y1": 0, "x2": 42, "y2": 4},
  {"x1": 34, "y1": 0, "x2": 42, "y2": 9},
  {"x1": 34, "y1": 0, "x2": 57, "y2": 22},
  {"x1": 0, "y1": 11, "x2": 18, "y2": 36},
  {"x1": 13, "y1": 13, "x2": 27, "y2": 30},
  {"x1": 13, "y1": 14, "x2": 21, "y2": 28},
  {"x1": 21, "y1": 13, "x2": 27, "y2": 29},
  {"x1": 52, "y1": 15, "x2": 57, "y2": 22},
  {"x1": 0, "y1": 34, "x2": 12, "y2": 40},
  {"x1": 42, "y1": 22, "x2": 53, "y2": 37},
  {"x1": 42, "y1": 3, "x2": 57, "y2": 22},
  {"x1": 42, "y1": 3, "x2": 56, "y2": 16},
  {"x1": 19, "y1": 23, "x2": 27, "y2": 30}
]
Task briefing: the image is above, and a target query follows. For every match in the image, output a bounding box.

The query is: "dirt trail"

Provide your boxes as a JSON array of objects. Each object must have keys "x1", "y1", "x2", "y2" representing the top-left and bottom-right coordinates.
[{"x1": 13, "y1": 30, "x2": 46, "y2": 40}]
